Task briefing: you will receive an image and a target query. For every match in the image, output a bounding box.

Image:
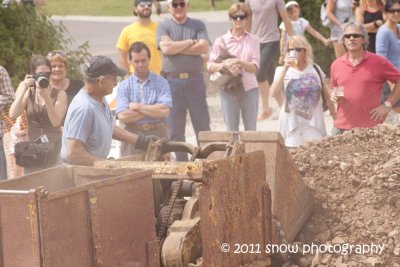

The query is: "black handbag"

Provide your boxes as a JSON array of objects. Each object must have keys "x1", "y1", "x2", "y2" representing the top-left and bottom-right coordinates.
[
  {"x1": 14, "y1": 141, "x2": 57, "y2": 168},
  {"x1": 14, "y1": 90, "x2": 58, "y2": 168}
]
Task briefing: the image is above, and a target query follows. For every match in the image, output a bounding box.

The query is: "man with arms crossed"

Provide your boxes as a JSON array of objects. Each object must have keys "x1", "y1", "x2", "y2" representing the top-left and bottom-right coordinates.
[
  {"x1": 116, "y1": 42, "x2": 172, "y2": 156},
  {"x1": 157, "y1": 0, "x2": 210, "y2": 161},
  {"x1": 61, "y1": 56, "x2": 156, "y2": 165},
  {"x1": 330, "y1": 22, "x2": 400, "y2": 135}
]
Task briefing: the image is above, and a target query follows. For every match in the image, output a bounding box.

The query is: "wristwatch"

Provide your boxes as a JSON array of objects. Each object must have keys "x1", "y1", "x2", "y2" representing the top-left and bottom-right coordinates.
[{"x1": 383, "y1": 100, "x2": 392, "y2": 109}]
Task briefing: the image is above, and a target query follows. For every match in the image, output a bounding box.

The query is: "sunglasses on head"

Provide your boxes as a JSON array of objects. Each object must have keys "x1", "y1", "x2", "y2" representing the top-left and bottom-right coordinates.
[
  {"x1": 171, "y1": 2, "x2": 186, "y2": 8},
  {"x1": 387, "y1": 8, "x2": 400, "y2": 14},
  {"x1": 47, "y1": 50, "x2": 66, "y2": 58},
  {"x1": 138, "y1": 1, "x2": 152, "y2": 8},
  {"x1": 287, "y1": 47, "x2": 304, "y2": 53},
  {"x1": 230, "y1": 14, "x2": 247, "y2": 21},
  {"x1": 343, "y1": 33, "x2": 363, "y2": 39}
]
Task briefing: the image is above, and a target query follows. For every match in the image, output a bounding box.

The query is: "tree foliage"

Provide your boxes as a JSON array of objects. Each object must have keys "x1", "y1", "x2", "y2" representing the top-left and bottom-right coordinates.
[{"x1": 0, "y1": 3, "x2": 90, "y2": 87}]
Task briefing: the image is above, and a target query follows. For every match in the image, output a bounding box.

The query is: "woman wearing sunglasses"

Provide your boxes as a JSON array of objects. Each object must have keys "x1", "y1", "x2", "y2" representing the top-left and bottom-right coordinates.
[
  {"x1": 46, "y1": 50, "x2": 84, "y2": 110},
  {"x1": 9, "y1": 55, "x2": 67, "y2": 173},
  {"x1": 208, "y1": 3, "x2": 260, "y2": 131},
  {"x1": 376, "y1": 0, "x2": 400, "y2": 118},
  {"x1": 376, "y1": 0, "x2": 400, "y2": 70},
  {"x1": 270, "y1": 36, "x2": 335, "y2": 148}
]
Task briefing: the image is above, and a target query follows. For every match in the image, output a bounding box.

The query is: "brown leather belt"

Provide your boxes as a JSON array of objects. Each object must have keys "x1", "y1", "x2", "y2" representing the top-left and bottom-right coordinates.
[
  {"x1": 161, "y1": 71, "x2": 200, "y2": 79},
  {"x1": 130, "y1": 122, "x2": 166, "y2": 131}
]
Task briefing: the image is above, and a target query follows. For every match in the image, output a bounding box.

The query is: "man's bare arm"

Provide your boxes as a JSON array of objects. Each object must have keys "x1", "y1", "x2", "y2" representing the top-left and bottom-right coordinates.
[
  {"x1": 279, "y1": 9, "x2": 294, "y2": 36},
  {"x1": 159, "y1": 36, "x2": 194, "y2": 55},
  {"x1": 112, "y1": 125, "x2": 140, "y2": 144},
  {"x1": 65, "y1": 139, "x2": 103, "y2": 166},
  {"x1": 181, "y1": 39, "x2": 209, "y2": 55},
  {"x1": 131, "y1": 103, "x2": 170, "y2": 118},
  {"x1": 117, "y1": 110, "x2": 146, "y2": 124}
]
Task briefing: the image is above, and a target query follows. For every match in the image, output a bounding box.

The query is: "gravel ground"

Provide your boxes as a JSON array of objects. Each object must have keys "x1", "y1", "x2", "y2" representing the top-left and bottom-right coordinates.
[{"x1": 285, "y1": 125, "x2": 400, "y2": 267}]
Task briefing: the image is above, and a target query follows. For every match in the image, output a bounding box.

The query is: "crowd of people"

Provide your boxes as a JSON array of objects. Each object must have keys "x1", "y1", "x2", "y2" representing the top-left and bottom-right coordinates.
[{"x1": 0, "y1": 0, "x2": 399, "y2": 178}]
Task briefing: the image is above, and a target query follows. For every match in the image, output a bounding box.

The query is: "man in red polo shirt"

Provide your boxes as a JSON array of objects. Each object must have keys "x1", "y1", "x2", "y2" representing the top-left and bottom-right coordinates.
[{"x1": 330, "y1": 22, "x2": 400, "y2": 135}]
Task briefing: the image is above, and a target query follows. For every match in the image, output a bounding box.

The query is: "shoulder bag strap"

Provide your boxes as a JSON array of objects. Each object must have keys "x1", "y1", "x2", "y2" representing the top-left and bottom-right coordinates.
[
  {"x1": 29, "y1": 89, "x2": 45, "y2": 133},
  {"x1": 313, "y1": 63, "x2": 328, "y2": 110}
]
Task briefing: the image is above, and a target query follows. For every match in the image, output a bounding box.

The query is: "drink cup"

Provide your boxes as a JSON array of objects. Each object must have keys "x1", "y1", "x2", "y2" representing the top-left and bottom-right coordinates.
[
  {"x1": 334, "y1": 86, "x2": 345, "y2": 100},
  {"x1": 288, "y1": 50, "x2": 298, "y2": 67}
]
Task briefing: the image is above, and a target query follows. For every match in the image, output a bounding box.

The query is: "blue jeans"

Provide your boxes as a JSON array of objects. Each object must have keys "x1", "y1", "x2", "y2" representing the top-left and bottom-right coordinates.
[
  {"x1": 0, "y1": 137, "x2": 7, "y2": 180},
  {"x1": 166, "y1": 75, "x2": 210, "y2": 161},
  {"x1": 220, "y1": 88, "x2": 259, "y2": 131}
]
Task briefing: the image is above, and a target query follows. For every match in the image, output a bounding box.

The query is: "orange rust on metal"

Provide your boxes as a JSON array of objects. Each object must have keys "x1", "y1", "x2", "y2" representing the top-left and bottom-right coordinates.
[
  {"x1": 199, "y1": 150, "x2": 271, "y2": 267},
  {"x1": 0, "y1": 191, "x2": 41, "y2": 267},
  {"x1": 0, "y1": 165, "x2": 159, "y2": 267},
  {"x1": 199, "y1": 131, "x2": 313, "y2": 245}
]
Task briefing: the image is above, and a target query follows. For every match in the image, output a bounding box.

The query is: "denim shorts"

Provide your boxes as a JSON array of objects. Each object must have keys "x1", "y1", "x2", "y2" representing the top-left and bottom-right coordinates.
[
  {"x1": 256, "y1": 41, "x2": 280, "y2": 84},
  {"x1": 330, "y1": 24, "x2": 344, "y2": 42}
]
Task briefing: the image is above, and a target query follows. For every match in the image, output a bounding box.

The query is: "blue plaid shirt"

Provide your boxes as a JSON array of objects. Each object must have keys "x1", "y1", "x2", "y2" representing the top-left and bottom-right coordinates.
[{"x1": 116, "y1": 72, "x2": 172, "y2": 125}]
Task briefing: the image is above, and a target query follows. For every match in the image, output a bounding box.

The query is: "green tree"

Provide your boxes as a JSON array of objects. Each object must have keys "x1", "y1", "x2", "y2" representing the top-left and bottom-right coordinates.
[{"x1": 0, "y1": 3, "x2": 90, "y2": 87}]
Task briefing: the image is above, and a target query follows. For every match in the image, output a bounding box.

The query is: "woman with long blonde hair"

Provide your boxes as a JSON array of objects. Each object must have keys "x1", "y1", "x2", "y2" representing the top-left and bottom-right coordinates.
[{"x1": 270, "y1": 36, "x2": 335, "y2": 148}]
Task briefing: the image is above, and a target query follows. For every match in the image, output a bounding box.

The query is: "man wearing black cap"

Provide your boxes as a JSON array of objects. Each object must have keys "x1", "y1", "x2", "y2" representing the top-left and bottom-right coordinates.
[
  {"x1": 116, "y1": 0, "x2": 162, "y2": 75},
  {"x1": 61, "y1": 56, "x2": 157, "y2": 165}
]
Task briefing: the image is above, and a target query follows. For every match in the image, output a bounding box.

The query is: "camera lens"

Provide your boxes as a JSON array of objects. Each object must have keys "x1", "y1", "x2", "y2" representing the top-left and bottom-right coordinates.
[{"x1": 37, "y1": 76, "x2": 49, "y2": 88}]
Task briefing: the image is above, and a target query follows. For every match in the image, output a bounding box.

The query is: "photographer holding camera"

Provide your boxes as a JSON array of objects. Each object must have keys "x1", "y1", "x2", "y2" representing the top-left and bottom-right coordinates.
[{"x1": 9, "y1": 55, "x2": 67, "y2": 173}]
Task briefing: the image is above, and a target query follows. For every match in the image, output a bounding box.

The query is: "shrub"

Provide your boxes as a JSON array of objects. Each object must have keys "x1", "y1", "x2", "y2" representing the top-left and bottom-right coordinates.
[{"x1": 0, "y1": 3, "x2": 90, "y2": 87}]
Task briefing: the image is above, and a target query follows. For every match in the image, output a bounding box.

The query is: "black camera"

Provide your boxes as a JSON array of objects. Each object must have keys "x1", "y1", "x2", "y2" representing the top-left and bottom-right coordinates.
[{"x1": 33, "y1": 73, "x2": 50, "y2": 88}]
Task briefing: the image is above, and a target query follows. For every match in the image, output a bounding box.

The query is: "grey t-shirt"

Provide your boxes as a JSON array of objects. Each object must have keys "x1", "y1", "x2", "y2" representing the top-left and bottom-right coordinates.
[
  {"x1": 61, "y1": 90, "x2": 114, "y2": 160},
  {"x1": 156, "y1": 17, "x2": 210, "y2": 73},
  {"x1": 246, "y1": 0, "x2": 286, "y2": 44}
]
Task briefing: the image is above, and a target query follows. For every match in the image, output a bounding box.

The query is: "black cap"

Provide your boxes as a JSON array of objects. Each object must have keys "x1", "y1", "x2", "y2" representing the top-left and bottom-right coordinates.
[{"x1": 84, "y1": 56, "x2": 127, "y2": 77}]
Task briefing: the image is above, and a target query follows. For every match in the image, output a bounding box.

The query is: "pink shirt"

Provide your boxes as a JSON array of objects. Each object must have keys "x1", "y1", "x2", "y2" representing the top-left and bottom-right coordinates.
[
  {"x1": 208, "y1": 30, "x2": 260, "y2": 91},
  {"x1": 330, "y1": 51, "x2": 400, "y2": 129}
]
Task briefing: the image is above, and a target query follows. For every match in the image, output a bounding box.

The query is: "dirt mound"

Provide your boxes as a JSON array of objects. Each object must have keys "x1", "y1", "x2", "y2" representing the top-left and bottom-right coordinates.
[{"x1": 288, "y1": 125, "x2": 400, "y2": 267}]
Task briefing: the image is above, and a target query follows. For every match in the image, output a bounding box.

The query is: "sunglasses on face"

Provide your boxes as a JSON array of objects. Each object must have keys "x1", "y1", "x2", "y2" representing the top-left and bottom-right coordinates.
[
  {"x1": 287, "y1": 47, "x2": 304, "y2": 53},
  {"x1": 387, "y1": 8, "x2": 400, "y2": 14},
  {"x1": 47, "y1": 50, "x2": 66, "y2": 58},
  {"x1": 230, "y1": 14, "x2": 247, "y2": 21},
  {"x1": 343, "y1": 33, "x2": 363, "y2": 39},
  {"x1": 171, "y1": 2, "x2": 186, "y2": 8},
  {"x1": 138, "y1": 2, "x2": 152, "y2": 8}
]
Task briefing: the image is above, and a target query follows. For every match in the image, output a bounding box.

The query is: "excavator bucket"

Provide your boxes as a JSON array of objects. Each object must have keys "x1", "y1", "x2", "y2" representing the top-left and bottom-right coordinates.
[
  {"x1": 199, "y1": 131, "x2": 313, "y2": 245},
  {"x1": 0, "y1": 166, "x2": 159, "y2": 267}
]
